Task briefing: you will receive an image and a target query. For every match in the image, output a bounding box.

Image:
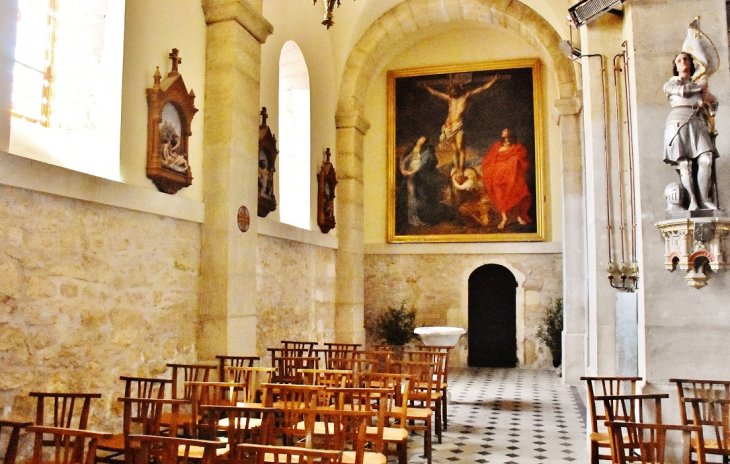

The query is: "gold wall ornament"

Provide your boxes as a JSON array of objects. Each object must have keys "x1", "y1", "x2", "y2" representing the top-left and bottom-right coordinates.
[
  {"x1": 317, "y1": 148, "x2": 337, "y2": 233},
  {"x1": 258, "y1": 107, "x2": 278, "y2": 218},
  {"x1": 146, "y1": 49, "x2": 198, "y2": 194},
  {"x1": 655, "y1": 217, "x2": 730, "y2": 289}
]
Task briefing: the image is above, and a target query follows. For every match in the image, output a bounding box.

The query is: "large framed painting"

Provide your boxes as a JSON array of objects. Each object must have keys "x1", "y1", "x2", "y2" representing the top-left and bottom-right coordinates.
[{"x1": 387, "y1": 59, "x2": 545, "y2": 243}]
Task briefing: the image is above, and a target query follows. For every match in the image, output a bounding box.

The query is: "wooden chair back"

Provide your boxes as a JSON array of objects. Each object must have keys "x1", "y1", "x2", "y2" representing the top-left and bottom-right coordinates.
[
  {"x1": 166, "y1": 363, "x2": 216, "y2": 400},
  {"x1": 127, "y1": 434, "x2": 225, "y2": 464},
  {"x1": 260, "y1": 384, "x2": 324, "y2": 446},
  {"x1": 271, "y1": 357, "x2": 320, "y2": 384},
  {"x1": 605, "y1": 421, "x2": 706, "y2": 464},
  {"x1": 116, "y1": 397, "x2": 187, "y2": 464},
  {"x1": 599, "y1": 394, "x2": 668, "y2": 424},
  {"x1": 216, "y1": 355, "x2": 260, "y2": 381},
  {"x1": 280, "y1": 341, "x2": 318, "y2": 357},
  {"x1": 118, "y1": 376, "x2": 170, "y2": 401},
  {"x1": 197, "y1": 404, "x2": 277, "y2": 453},
  {"x1": 358, "y1": 351, "x2": 392, "y2": 374},
  {"x1": 581, "y1": 376, "x2": 642, "y2": 464},
  {"x1": 670, "y1": 378, "x2": 730, "y2": 425},
  {"x1": 687, "y1": 397, "x2": 730, "y2": 461},
  {"x1": 29, "y1": 392, "x2": 101, "y2": 430},
  {"x1": 323, "y1": 349, "x2": 361, "y2": 371},
  {"x1": 185, "y1": 381, "x2": 243, "y2": 438},
  {"x1": 238, "y1": 443, "x2": 342, "y2": 464},
  {"x1": 0, "y1": 420, "x2": 32, "y2": 464},
  {"x1": 27, "y1": 426, "x2": 112, "y2": 464},
  {"x1": 323, "y1": 343, "x2": 361, "y2": 351},
  {"x1": 223, "y1": 367, "x2": 275, "y2": 403},
  {"x1": 390, "y1": 361, "x2": 436, "y2": 409},
  {"x1": 299, "y1": 408, "x2": 382, "y2": 464}
]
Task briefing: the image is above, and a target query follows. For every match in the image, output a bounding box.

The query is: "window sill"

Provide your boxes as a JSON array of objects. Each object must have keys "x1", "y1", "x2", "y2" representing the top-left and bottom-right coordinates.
[
  {"x1": 0, "y1": 150, "x2": 205, "y2": 223},
  {"x1": 257, "y1": 217, "x2": 338, "y2": 249}
]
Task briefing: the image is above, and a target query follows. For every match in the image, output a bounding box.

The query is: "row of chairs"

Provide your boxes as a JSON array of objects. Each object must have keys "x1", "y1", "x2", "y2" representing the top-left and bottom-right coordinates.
[
  {"x1": 583, "y1": 376, "x2": 730, "y2": 464},
  {"x1": 1, "y1": 342, "x2": 453, "y2": 464}
]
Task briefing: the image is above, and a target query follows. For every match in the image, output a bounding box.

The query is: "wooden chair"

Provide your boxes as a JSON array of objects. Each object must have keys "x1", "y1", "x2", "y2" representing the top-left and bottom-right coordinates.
[
  {"x1": 323, "y1": 350, "x2": 362, "y2": 371},
  {"x1": 323, "y1": 343, "x2": 361, "y2": 351},
  {"x1": 670, "y1": 378, "x2": 730, "y2": 464},
  {"x1": 27, "y1": 425, "x2": 112, "y2": 464},
  {"x1": 599, "y1": 394, "x2": 668, "y2": 424},
  {"x1": 185, "y1": 381, "x2": 244, "y2": 438},
  {"x1": 223, "y1": 367, "x2": 275, "y2": 406},
  {"x1": 298, "y1": 408, "x2": 384, "y2": 464},
  {"x1": 216, "y1": 356, "x2": 260, "y2": 382},
  {"x1": 409, "y1": 345, "x2": 452, "y2": 430},
  {"x1": 127, "y1": 434, "x2": 225, "y2": 464},
  {"x1": 581, "y1": 376, "x2": 642, "y2": 464},
  {"x1": 301, "y1": 369, "x2": 354, "y2": 390},
  {"x1": 391, "y1": 360, "x2": 436, "y2": 463},
  {"x1": 260, "y1": 384, "x2": 324, "y2": 446},
  {"x1": 1, "y1": 420, "x2": 32, "y2": 464},
  {"x1": 357, "y1": 351, "x2": 392, "y2": 374},
  {"x1": 686, "y1": 397, "x2": 730, "y2": 464},
  {"x1": 166, "y1": 363, "x2": 217, "y2": 400},
  {"x1": 197, "y1": 404, "x2": 277, "y2": 451},
  {"x1": 357, "y1": 374, "x2": 410, "y2": 464},
  {"x1": 238, "y1": 443, "x2": 342, "y2": 464},
  {"x1": 280, "y1": 341, "x2": 319, "y2": 357},
  {"x1": 605, "y1": 421, "x2": 706, "y2": 464},
  {"x1": 404, "y1": 350, "x2": 447, "y2": 441},
  {"x1": 271, "y1": 357, "x2": 319, "y2": 384},
  {"x1": 96, "y1": 376, "x2": 171, "y2": 463},
  {"x1": 114, "y1": 397, "x2": 187, "y2": 464},
  {"x1": 29, "y1": 392, "x2": 101, "y2": 430}
]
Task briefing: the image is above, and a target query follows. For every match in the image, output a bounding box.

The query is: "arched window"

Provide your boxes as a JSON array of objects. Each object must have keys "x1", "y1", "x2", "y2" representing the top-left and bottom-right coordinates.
[
  {"x1": 278, "y1": 41, "x2": 311, "y2": 229},
  {"x1": 9, "y1": 0, "x2": 124, "y2": 180}
]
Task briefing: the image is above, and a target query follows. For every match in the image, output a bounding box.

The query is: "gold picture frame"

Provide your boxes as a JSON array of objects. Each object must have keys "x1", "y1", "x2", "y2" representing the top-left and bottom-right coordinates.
[{"x1": 387, "y1": 59, "x2": 545, "y2": 243}]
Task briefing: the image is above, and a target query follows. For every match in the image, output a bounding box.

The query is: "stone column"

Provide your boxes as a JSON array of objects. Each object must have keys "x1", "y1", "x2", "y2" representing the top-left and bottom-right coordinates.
[
  {"x1": 0, "y1": 0, "x2": 17, "y2": 152},
  {"x1": 334, "y1": 111, "x2": 370, "y2": 344},
  {"x1": 199, "y1": 0, "x2": 273, "y2": 360},
  {"x1": 555, "y1": 95, "x2": 587, "y2": 384}
]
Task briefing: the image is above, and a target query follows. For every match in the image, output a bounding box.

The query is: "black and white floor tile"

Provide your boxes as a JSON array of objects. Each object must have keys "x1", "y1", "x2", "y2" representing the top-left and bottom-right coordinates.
[{"x1": 403, "y1": 368, "x2": 588, "y2": 464}]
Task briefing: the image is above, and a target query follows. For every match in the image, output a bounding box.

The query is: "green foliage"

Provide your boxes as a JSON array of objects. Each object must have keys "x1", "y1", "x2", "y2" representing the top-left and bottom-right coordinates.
[
  {"x1": 538, "y1": 298, "x2": 563, "y2": 365},
  {"x1": 375, "y1": 301, "x2": 420, "y2": 346}
]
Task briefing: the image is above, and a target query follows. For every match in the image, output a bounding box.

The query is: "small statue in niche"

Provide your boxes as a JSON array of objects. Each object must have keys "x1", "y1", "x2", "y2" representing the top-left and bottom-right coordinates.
[
  {"x1": 663, "y1": 17, "x2": 721, "y2": 212},
  {"x1": 159, "y1": 120, "x2": 189, "y2": 174},
  {"x1": 317, "y1": 148, "x2": 338, "y2": 233}
]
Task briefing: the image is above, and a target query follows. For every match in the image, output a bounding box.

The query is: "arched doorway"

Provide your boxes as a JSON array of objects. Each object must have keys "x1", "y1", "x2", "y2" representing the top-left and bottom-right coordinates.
[{"x1": 468, "y1": 264, "x2": 517, "y2": 367}]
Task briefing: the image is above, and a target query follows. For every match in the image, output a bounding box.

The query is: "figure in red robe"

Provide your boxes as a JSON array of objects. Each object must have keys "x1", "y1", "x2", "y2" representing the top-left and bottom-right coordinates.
[{"x1": 481, "y1": 128, "x2": 532, "y2": 229}]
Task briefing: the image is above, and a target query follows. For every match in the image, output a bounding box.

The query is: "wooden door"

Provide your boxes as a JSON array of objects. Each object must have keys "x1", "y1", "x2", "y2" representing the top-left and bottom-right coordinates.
[{"x1": 468, "y1": 264, "x2": 517, "y2": 367}]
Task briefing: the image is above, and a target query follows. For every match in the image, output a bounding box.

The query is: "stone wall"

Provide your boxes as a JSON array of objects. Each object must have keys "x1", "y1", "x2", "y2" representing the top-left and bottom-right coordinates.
[
  {"x1": 364, "y1": 253, "x2": 562, "y2": 368},
  {"x1": 256, "y1": 235, "x2": 337, "y2": 356},
  {"x1": 0, "y1": 184, "x2": 201, "y2": 431}
]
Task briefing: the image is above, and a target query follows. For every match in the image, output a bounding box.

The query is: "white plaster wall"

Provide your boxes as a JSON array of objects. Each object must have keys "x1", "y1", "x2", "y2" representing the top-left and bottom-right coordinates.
[
  {"x1": 628, "y1": 0, "x2": 730, "y2": 387},
  {"x1": 261, "y1": 1, "x2": 338, "y2": 231},
  {"x1": 120, "y1": 0, "x2": 206, "y2": 201}
]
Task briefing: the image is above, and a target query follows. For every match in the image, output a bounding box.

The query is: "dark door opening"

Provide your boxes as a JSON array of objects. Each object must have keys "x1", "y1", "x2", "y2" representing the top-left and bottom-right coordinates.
[{"x1": 468, "y1": 264, "x2": 517, "y2": 367}]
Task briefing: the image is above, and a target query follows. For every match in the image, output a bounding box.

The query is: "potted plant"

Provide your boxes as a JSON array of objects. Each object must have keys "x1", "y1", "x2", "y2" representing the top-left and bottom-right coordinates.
[
  {"x1": 375, "y1": 301, "x2": 419, "y2": 357},
  {"x1": 538, "y1": 297, "x2": 563, "y2": 368}
]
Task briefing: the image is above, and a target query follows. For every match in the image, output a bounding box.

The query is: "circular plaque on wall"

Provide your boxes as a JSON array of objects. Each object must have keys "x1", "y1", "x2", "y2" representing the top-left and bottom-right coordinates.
[{"x1": 237, "y1": 206, "x2": 250, "y2": 232}]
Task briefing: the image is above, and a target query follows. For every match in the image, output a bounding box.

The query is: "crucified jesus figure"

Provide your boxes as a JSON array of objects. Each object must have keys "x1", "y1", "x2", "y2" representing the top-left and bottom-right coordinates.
[{"x1": 423, "y1": 75, "x2": 498, "y2": 184}]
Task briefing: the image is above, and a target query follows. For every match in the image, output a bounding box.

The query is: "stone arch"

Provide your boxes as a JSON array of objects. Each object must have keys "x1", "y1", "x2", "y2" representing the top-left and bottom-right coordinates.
[{"x1": 334, "y1": 0, "x2": 584, "y2": 377}]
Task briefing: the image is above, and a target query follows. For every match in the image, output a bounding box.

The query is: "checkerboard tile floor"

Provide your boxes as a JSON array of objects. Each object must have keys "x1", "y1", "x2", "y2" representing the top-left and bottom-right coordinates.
[{"x1": 402, "y1": 368, "x2": 588, "y2": 464}]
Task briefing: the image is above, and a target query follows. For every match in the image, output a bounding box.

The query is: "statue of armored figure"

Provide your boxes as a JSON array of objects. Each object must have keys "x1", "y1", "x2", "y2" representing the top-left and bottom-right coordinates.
[{"x1": 663, "y1": 18, "x2": 721, "y2": 212}]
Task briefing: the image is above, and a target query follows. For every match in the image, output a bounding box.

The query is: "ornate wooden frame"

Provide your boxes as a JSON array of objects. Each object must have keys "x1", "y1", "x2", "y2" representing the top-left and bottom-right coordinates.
[
  {"x1": 258, "y1": 107, "x2": 278, "y2": 218},
  {"x1": 146, "y1": 49, "x2": 198, "y2": 194},
  {"x1": 317, "y1": 148, "x2": 338, "y2": 233}
]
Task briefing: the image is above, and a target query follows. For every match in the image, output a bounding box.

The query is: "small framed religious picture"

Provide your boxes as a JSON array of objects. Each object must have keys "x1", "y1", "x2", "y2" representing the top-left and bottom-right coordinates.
[
  {"x1": 317, "y1": 148, "x2": 338, "y2": 233},
  {"x1": 146, "y1": 48, "x2": 198, "y2": 194},
  {"x1": 386, "y1": 59, "x2": 546, "y2": 243},
  {"x1": 258, "y1": 107, "x2": 278, "y2": 218}
]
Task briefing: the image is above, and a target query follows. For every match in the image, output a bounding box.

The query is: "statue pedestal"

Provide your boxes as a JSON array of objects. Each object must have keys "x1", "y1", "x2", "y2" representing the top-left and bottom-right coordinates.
[{"x1": 655, "y1": 216, "x2": 730, "y2": 288}]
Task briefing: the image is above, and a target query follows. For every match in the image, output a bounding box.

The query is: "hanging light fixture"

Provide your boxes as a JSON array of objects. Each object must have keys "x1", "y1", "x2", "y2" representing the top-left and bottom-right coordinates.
[{"x1": 313, "y1": 0, "x2": 352, "y2": 29}]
